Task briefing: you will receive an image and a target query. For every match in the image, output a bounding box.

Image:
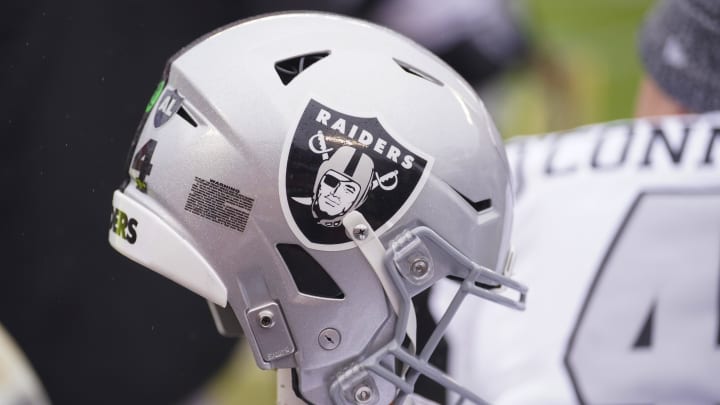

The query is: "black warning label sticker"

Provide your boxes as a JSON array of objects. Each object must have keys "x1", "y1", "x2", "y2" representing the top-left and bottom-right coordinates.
[{"x1": 184, "y1": 177, "x2": 254, "y2": 232}]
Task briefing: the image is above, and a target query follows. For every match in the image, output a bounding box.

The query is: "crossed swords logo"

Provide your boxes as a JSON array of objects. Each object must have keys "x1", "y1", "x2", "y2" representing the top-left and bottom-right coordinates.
[{"x1": 308, "y1": 131, "x2": 399, "y2": 191}]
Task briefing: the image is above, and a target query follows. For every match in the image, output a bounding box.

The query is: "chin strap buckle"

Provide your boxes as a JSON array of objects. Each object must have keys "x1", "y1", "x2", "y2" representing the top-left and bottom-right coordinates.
[
  {"x1": 390, "y1": 230, "x2": 436, "y2": 288},
  {"x1": 392, "y1": 226, "x2": 527, "y2": 311}
]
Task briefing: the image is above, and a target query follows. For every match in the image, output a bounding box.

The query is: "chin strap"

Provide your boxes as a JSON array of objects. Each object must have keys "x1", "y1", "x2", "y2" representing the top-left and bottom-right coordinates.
[
  {"x1": 342, "y1": 211, "x2": 418, "y2": 355},
  {"x1": 277, "y1": 369, "x2": 307, "y2": 405}
]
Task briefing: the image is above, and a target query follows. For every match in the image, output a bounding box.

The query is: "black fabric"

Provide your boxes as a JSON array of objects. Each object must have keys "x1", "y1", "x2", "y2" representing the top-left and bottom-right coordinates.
[{"x1": 0, "y1": 1, "x2": 359, "y2": 404}]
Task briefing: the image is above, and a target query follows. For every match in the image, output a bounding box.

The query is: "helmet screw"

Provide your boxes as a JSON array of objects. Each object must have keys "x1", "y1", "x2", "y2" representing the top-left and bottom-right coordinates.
[
  {"x1": 318, "y1": 328, "x2": 341, "y2": 350},
  {"x1": 258, "y1": 310, "x2": 275, "y2": 329},
  {"x1": 353, "y1": 385, "x2": 373, "y2": 404},
  {"x1": 352, "y1": 224, "x2": 368, "y2": 240},
  {"x1": 410, "y1": 258, "x2": 430, "y2": 279}
]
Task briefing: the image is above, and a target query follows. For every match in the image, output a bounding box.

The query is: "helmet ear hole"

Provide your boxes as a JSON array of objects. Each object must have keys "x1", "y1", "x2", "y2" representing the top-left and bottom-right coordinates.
[{"x1": 276, "y1": 244, "x2": 345, "y2": 299}]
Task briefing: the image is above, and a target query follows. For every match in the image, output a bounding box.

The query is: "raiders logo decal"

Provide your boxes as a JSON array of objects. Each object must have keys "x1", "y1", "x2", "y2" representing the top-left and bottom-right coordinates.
[{"x1": 279, "y1": 99, "x2": 433, "y2": 251}]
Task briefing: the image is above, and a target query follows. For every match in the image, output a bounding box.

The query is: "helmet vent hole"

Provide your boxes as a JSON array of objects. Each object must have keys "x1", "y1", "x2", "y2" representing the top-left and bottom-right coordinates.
[
  {"x1": 274, "y1": 51, "x2": 330, "y2": 85},
  {"x1": 393, "y1": 58, "x2": 443, "y2": 86},
  {"x1": 454, "y1": 188, "x2": 492, "y2": 212},
  {"x1": 276, "y1": 244, "x2": 345, "y2": 299},
  {"x1": 177, "y1": 106, "x2": 198, "y2": 127},
  {"x1": 447, "y1": 275, "x2": 499, "y2": 290}
]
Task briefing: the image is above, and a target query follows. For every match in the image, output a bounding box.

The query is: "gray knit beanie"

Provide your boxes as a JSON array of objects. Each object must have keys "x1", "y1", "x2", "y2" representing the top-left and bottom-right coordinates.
[{"x1": 639, "y1": 0, "x2": 720, "y2": 112}]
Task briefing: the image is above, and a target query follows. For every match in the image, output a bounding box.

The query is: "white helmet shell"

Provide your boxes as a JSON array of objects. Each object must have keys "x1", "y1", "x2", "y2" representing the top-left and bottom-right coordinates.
[{"x1": 108, "y1": 12, "x2": 525, "y2": 405}]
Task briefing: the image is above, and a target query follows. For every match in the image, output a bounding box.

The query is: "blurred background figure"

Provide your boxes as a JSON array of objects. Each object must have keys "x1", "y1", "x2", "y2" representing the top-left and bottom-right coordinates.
[
  {"x1": 369, "y1": 0, "x2": 527, "y2": 87},
  {"x1": 433, "y1": 0, "x2": 720, "y2": 403},
  {"x1": 635, "y1": 0, "x2": 720, "y2": 116}
]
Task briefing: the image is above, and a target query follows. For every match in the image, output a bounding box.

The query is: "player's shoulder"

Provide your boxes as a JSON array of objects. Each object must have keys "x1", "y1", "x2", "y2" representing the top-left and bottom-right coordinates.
[{"x1": 505, "y1": 112, "x2": 720, "y2": 196}]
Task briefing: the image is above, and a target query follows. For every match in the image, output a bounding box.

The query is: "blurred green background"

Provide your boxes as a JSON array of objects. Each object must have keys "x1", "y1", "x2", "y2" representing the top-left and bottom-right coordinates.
[
  {"x1": 200, "y1": 2, "x2": 655, "y2": 404},
  {"x1": 489, "y1": 0, "x2": 654, "y2": 138}
]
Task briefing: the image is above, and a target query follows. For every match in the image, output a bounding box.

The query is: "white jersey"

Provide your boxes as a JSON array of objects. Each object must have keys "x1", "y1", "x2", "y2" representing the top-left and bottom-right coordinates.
[{"x1": 432, "y1": 112, "x2": 720, "y2": 404}]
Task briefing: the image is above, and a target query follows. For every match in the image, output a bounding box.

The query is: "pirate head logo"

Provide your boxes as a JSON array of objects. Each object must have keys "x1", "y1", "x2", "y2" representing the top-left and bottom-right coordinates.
[
  {"x1": 280, "y1": 99, "x2": 433, "y2": 250},
  {"x1": 310, "y1": 146, "x2": 374, "y2": 226}
]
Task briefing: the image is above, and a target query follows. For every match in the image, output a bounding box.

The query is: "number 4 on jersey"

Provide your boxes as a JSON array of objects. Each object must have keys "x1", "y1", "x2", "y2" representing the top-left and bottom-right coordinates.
[
  {"x1": 566, "y1": 191, "x2": 720, "y2": 404},
  {"x1": 130, "y1": 139, "x2": 158, "y2": 192}
]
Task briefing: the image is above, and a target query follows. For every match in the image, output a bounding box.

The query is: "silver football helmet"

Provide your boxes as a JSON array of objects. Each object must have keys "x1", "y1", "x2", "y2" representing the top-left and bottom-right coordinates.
[{"x1": 109, "y1": 12, "x2": 526, "y2": 405}]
